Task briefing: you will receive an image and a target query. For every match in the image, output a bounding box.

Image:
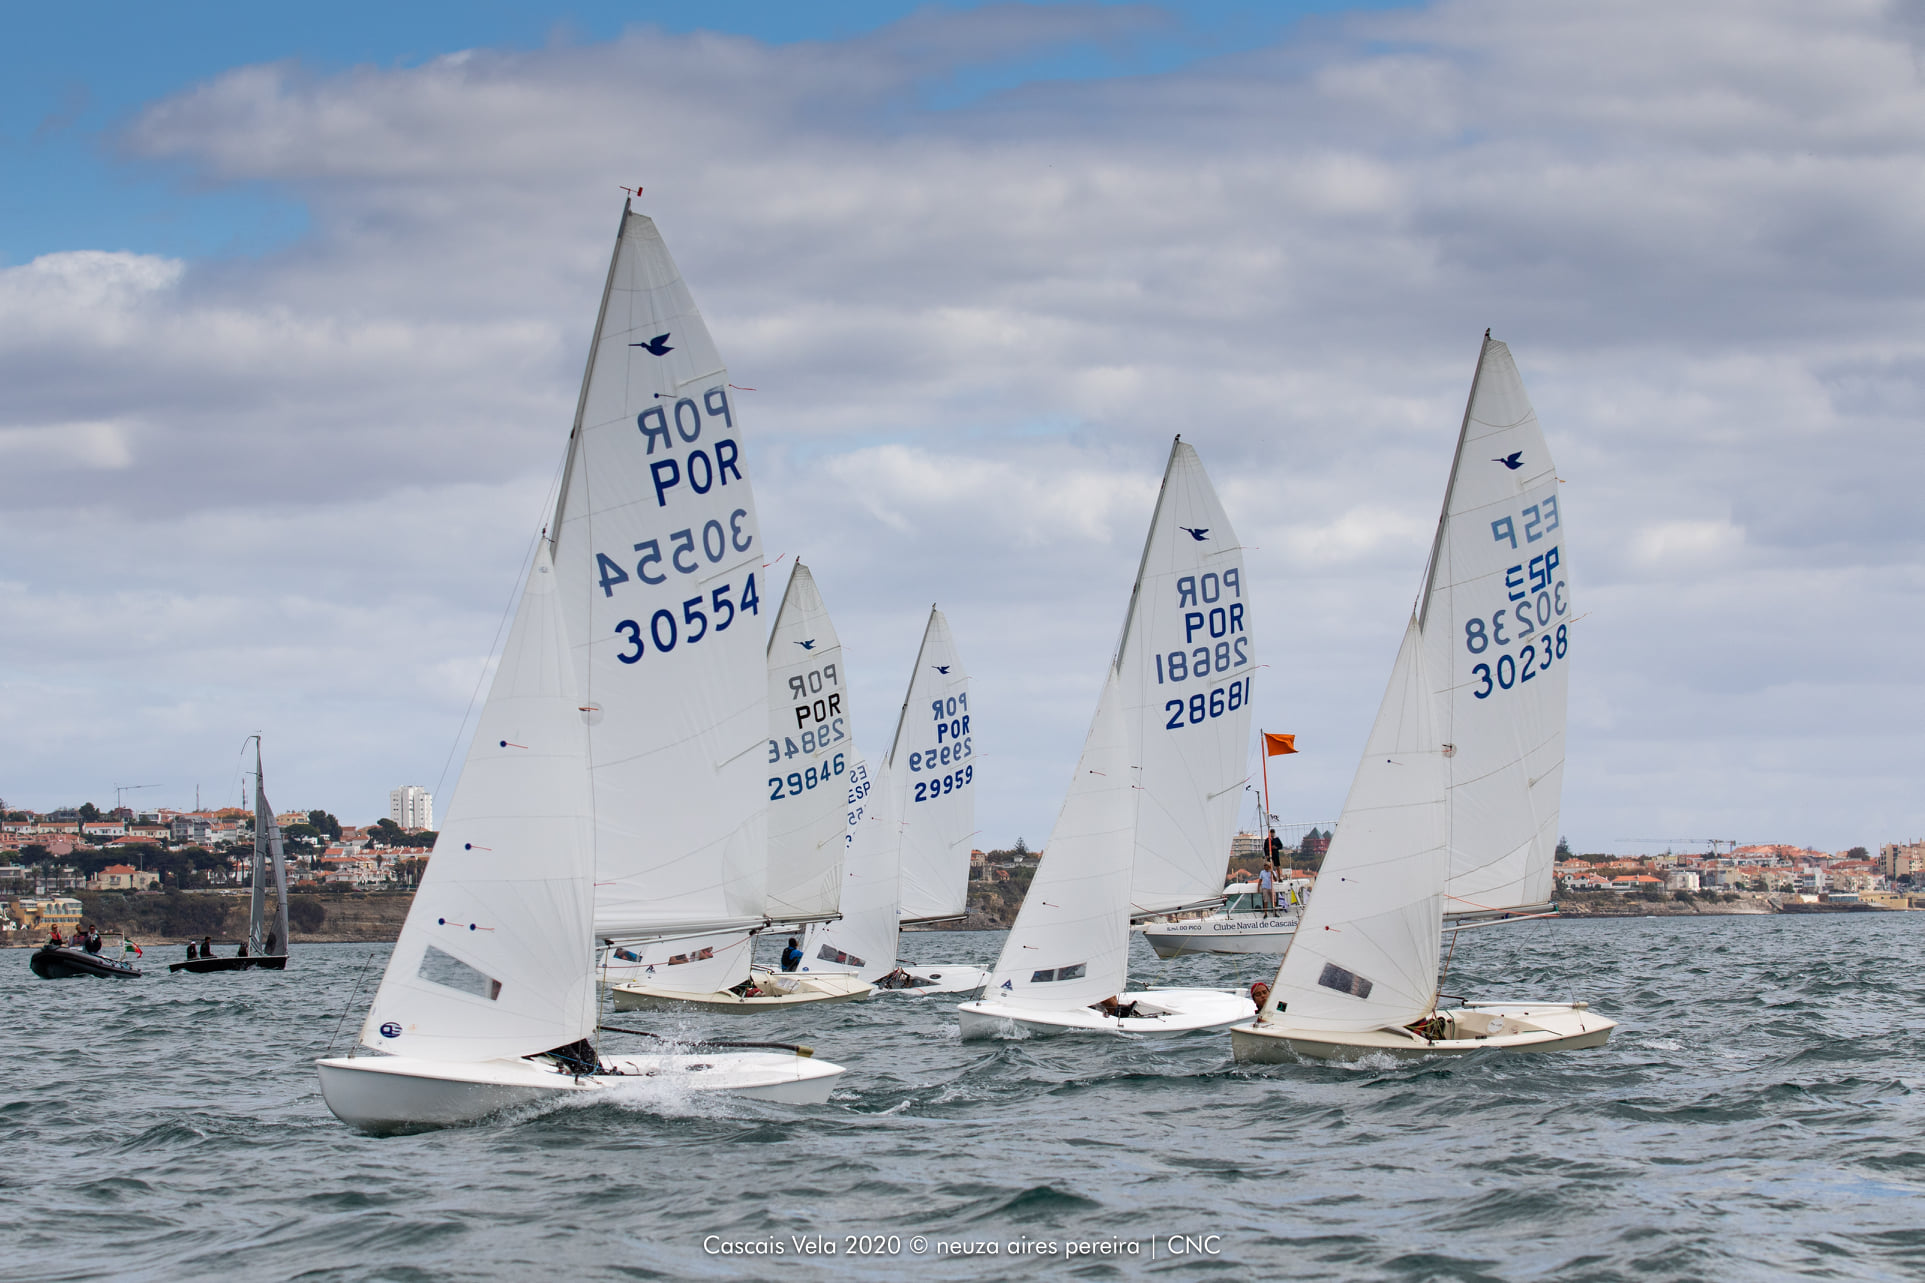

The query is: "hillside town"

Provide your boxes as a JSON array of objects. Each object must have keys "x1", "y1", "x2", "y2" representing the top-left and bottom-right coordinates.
[
  {"x1": 1, "y1": 787, "x2": 437, "y2": 938},
  {"x1": 7, "y1": 786, "x2": 1923, "y2": 941}
]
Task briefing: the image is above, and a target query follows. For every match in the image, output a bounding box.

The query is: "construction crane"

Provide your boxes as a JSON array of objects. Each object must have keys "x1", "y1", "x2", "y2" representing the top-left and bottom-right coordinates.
[
  {"x1": 113, "y1": 783, "x2": 160, "y2": 814},
  {"x1": 1623, "y1": 838, "x2": 1743, "y2": 856}
]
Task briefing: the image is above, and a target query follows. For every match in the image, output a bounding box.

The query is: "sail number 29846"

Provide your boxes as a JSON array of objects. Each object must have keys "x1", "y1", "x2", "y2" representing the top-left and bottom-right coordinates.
[
  {"x1": 613, "y1": 574, "x2": 759, "y2": 664},
  {"x1": 1165, "y1": 677, "x2": 1252, "y2": 729}
]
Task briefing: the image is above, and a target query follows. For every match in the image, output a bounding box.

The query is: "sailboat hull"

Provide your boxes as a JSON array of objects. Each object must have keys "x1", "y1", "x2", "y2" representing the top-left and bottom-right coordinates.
[
  {"x1": 957, "y1": 988, "x2": 1253, "y2": 1040},
  {"x1": 608, "y1": 979, "x2": 873, "y2": 1014},
  {"x1": 316, "y1": 1051, "x2": 845, "y2": 1133},
  {"x1": 168, "y1": 955, "x2": 288, "y2": 974},
  {"x1": 874, "y1": 963, "x2": 990, "y2": 998},
  {"x1": 1229, "y1": 1002, "x2": 1617, "y2": 1063}
]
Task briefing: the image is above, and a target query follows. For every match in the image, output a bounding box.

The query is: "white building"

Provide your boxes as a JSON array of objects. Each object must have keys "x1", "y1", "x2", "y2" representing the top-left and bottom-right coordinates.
[{"x1": 389, "y1": 785, "x2": 434, "y2": 831}]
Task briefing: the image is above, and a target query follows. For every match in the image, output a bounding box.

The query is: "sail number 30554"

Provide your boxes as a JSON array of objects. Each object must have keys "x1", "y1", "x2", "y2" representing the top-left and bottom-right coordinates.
[{"x1": 613, "y1": 574, "x2": 759, "y2": 663}]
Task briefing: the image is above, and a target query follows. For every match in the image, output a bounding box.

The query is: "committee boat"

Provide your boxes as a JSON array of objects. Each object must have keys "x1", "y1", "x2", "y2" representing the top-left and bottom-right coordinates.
[
  {"x1": 1140, "y1": 878, "x2": 1309, "y2": 958},
  {"x1": 315, "y1": 203, "x2": 845, "y2": 1130},
  {"x1": 172, "y1": 737, "x2": 291, "y2": 974},
  {"x1": 958, "y1": 439, "x2": 1256, "y2": 1039},
  {"x1": 1231, "y1": 333, "x2": 1615, "y2": 1062}
]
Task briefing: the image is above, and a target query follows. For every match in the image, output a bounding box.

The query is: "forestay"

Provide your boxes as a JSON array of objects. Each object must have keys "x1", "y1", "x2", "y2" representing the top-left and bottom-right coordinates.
[
  {"x1": 764, "y1": 562, "x2": 852, "y2": 923},
  {"x1": 361, "y1": 545, "x2": 598, "y2": 1061},
  {"x1": 984, "y1": 673, "x2": 1136, "y2": 1009},
  {"x1": 1263, "y1": 621, "x2": 1446, "y2": 1032},
  {"x1": 1119, "y1": 440, "x2": 1253, "y2": 916},
  {"x1": 800, "y1": 757, "x2": 902, "y2": 981},
  {"x1": 886, "y1": 607, "x2": 975, "y2": 924},
  {"x1": 1418, "y1": 337, "x2": 1568, "y2": 916},
  {"x1": 550, "y1": 205, "x2": 772, "y2": 940}
]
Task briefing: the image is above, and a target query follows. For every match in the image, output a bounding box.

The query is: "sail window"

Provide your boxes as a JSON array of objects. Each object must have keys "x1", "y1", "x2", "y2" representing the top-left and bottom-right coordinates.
[
  {"x1": 418, "y1": 946, "x2": 501, "y2": 1001},
  {"x1": 1031, "y1": 968, "x2": 1056, "y2": 982},
  {"x1": 1316, "y1": 962, "x2": 1373, "y2": 1000},
  {"x1": 1030, "y1": 963, "x2": 1087, "y2": 983},
  {"x1": 815, "y1": 944, "x2": 864, "y2": 967}
]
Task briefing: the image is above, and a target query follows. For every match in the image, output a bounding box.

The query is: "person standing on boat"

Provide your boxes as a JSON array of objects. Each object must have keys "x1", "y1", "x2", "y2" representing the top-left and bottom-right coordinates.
[
  {"x1": 1258, "y1": 865, "x2": 1277, "y2": 915},
  {"x1": 1264, "y1": 827, "x2": 1283, "y2": 872},
  {"x1": 780, "y1": 937, "x2": 803, "y2": 972}
]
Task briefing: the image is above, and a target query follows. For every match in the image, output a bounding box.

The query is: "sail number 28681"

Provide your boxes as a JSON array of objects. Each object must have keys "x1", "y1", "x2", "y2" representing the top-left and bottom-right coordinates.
[{"x1": 1164, "y1": 676, "x2": 1252, "y2": 729}]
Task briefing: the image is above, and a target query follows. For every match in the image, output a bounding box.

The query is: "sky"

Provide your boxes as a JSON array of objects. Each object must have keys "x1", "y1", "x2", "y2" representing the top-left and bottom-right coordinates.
[{"x1": 3, "y1": 0, "x2": 1921, "y2": 855}]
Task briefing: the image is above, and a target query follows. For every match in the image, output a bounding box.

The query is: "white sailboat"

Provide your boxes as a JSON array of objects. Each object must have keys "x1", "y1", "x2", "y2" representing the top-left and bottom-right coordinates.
[
  {"x1": 606, "y1": 561, "x2": 872, "y2": 1012},
  {"x1": 795, "y1": 606, "x2": 990, "y2": 997},
  {"x1": 1231, "y1": 334, "x2": 1616, "y2": 1062},
  {"x1": 316, "y1": 204, "x2": 845, "y2": 1129},
  {"x1": 958, "y1": 438, "x2": 1256, "y2": 1038}
]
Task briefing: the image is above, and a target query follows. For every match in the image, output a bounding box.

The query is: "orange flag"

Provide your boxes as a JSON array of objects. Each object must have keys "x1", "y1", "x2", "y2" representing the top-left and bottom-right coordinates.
[{"x1": 1263, "y1": 732, "x2": 1298, "y2": 757}]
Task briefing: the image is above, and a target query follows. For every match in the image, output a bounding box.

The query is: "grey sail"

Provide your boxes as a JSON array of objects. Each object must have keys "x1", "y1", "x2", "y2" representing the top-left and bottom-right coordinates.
[{"x1": 247, "y1": 739, "x2": 292, "y2": 958}]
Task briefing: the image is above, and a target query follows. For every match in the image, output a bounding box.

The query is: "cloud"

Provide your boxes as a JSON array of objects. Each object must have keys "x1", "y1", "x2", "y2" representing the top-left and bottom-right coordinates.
[{"x1": 1, "y1": 0, "x2": 1920, "y2": 850}]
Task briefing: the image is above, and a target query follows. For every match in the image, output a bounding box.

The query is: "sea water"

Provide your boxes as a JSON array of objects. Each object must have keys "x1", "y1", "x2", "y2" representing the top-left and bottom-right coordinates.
[{"x1": 3, "y1": 915, "x2": 1922, "y2": 1281}]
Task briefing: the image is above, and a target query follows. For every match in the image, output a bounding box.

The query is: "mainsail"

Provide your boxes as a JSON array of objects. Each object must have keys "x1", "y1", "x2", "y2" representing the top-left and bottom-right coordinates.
[
  {"x1": 764, "y1": 561, "x2": 852, "y2": 924},
  {"x1": 360, "y1": 544, "x2": 598, "y2": 1061},
  {"x1": 549, "y1": 204, "x2": 773, "y2": 941},
  {"x1": 1119, "y1": 440, "x2": 1253, "y2": 916},
  {"x1": 885, "y1": 607, "x2": 975, "y2": 924},
  {"x1": 799, "y1": 756, "x2": 903, "y2": 981},
  {"x1": 1418, "y1": 336, "x2": 1569, "y2": 916},
  {"x1": 247, "y1": 740, "x2": 291, "y2": 957},
  {"x1": 1264, "y1": 621, "x2": 1447, "y2": 1032}
]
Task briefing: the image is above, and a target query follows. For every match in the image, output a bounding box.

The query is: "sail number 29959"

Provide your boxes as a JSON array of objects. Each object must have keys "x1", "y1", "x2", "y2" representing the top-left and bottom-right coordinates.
[
  {"x1": 1165, "y1": 676, "x2": 1252, "y2": 729},
  {"x1": 613, "y1": 574, "x2": 759, "y2": 663}
]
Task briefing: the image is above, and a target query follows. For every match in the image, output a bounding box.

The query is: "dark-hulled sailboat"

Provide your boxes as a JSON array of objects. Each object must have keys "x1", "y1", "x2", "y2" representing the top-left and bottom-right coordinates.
[{"x1": 171, "y1": 737, "x2": 291, "y2": 973}]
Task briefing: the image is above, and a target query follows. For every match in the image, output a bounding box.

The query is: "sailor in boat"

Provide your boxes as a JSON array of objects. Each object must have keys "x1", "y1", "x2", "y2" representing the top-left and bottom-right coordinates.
[
  {"x1": 81, "y1": 926, "x2": 103, "y2": 954},
  {"x1": 780, "y1": 938, "x2": 803, "y2": 972},
  {"x1": 1264, "y1": 828, "x2": 1283, "y2": 873},
  {"x1": 1093, "y1": 996, "x2": 1141, "y2": 1019},
  {"x1": 201, "y1": 935, "x2": 215, "y2": 959},
  {"x1": 185, "y1": 941, "x2": 198, "y2": 960},
  {"x1": 1258, "y1": 866, "x2": 1277, "y2": 915},
  {"x1": 1249, "y1": 981, "x2": 1271, "y2": 1010}
]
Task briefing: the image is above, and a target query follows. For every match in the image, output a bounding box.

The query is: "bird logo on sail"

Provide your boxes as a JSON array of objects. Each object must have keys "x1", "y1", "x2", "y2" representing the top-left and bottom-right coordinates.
[
  {"x1": 933, "y1": 665, "x2": 950, "y2": 674},
  {"x1": 629, "y1": 333, "x2": 674, "y2": 355},
  {"x1": 1179, "y1": 526, "x2": 1210, "y2": 541},
  {"x1": 1493, "y1": 451, "x2": 1524, "y2": 470},
  {"x1": 797, "y1": 639, "x2": 817, "y2": 651}
]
